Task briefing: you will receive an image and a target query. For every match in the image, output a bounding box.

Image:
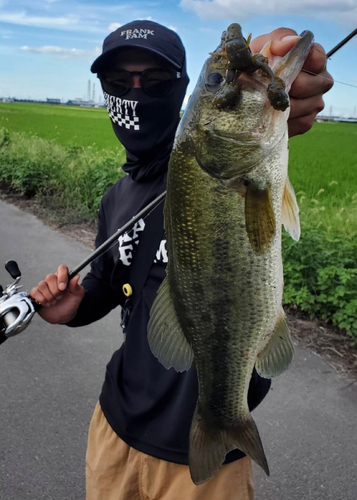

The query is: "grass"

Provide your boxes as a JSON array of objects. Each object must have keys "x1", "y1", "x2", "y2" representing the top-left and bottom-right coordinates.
[
  {"x1": 1, "y1": 104, "x2": 356, "y2": 235},
  {"x1": 289, "y1": 122, "x2": 357, "y2": 238},
  {"x1": 0, "y1": 103, "x2": 357, "y2": 337},
  {"x1": 0, "y1": 127, "x2": 126, "y2": 223},
  {"x1": 1, "y1": 103, "x2": 356, "y2": 237},
  {"x1": 0, "y1": 102, "x2": 121, "y2": 151},
  {"x1": 283, "y1": 122, "x2": 357, "y2": 338}
]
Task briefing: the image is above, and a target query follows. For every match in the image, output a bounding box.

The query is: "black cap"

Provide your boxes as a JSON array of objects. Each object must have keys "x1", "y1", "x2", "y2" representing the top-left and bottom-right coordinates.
[{"x1": 91, "y1": 20, "x2": 186, "y2": 73}]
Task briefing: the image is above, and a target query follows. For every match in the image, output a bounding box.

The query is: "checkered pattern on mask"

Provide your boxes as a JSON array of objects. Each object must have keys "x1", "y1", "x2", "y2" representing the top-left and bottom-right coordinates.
[{"x1": 104, "y1": 93, "x2": 140, "y2": 131}]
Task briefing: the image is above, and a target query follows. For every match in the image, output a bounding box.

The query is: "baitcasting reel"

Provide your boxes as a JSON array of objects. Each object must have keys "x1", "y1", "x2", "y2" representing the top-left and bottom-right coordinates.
[
  {"x1": 0, "y1": 261, "x2": 36, "y2": 345},
  {"x1": 0, "y1": 191, "x2": 167, "y2": 347}
]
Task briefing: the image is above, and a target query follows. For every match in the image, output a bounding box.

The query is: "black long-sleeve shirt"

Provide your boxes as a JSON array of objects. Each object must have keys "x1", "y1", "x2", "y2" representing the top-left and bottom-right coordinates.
[{"x1": 68, "y1": 173, "x2": 271, "y2": 465}]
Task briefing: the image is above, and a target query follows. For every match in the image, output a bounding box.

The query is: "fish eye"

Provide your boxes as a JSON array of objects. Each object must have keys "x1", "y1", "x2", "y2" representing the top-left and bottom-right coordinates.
[{"x1": 205, "y1": 73, "x2": 224, "y2": 92}]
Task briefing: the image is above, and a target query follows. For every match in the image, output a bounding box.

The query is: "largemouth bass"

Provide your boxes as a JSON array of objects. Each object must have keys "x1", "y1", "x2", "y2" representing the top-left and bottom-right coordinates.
[{"x1": 148, "y1": 25, "x2": 314, "y2": 485}]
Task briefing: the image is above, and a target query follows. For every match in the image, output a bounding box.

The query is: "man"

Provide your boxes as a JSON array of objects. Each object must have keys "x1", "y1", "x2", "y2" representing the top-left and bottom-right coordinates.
[{"x1": 31, "y1": 20, "x2": 333, "y2": 500}]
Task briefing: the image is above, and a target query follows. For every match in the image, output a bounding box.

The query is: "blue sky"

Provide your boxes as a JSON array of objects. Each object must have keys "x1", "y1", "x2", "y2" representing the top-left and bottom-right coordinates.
[{"x1": 1, "y1": 0, "x2": 356, "y2": 116}]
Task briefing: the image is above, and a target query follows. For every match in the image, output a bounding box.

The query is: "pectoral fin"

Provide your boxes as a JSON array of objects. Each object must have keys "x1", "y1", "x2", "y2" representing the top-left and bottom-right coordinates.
[
  {"x1": 282, "y1": 176, "x2": 300, "y2": 241},
  {"x1": 256, "y1": 310, "x2": 294, "y2": 378},
  {"x1": 245, "y1": 183, "x2": 276, "y2": 253},
  {"x1": 148, "y1": 277, "x2": 194, "y2": 372}
]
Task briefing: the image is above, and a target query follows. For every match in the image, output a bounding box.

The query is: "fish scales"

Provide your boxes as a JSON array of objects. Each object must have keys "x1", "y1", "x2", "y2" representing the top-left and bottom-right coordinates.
[
  {"x1": 167, "y1": 141, "x2": 282, "y2": 419},
  {"x1": 148, "y1": 24, "x2": 314, "y2": 484}
]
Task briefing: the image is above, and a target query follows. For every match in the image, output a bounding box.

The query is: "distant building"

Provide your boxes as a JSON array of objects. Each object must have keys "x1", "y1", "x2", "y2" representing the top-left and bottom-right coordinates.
[
  {"x1": 46, "y1": 98, "x2": 61, "y2": 104},
  {"x1": 66, "y1": 99, "x2": 82, "y2": 106},
  {"x1": 316, "y1": 115, "x2": 357, "y2": 123},
  {"x1": 80, "y1": 100, "x2": 94, "y2": 108},
  {"x1": 66, "y1": 99, "x2": 94, "y2": 107}
]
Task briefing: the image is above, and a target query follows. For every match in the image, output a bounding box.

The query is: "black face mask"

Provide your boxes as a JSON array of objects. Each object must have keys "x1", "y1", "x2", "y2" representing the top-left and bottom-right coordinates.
[
  {"x1": 104, "y1": 88, "x2": 180, "y2": 157},
  {"x1": 103, "y1": 68, "x2": 189, "y2": 182}
]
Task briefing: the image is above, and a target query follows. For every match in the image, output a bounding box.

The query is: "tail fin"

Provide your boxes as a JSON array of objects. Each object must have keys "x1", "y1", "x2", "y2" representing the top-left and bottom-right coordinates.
[{"x1": 189, "y1": 405, "x2": 269, "y2": 485}]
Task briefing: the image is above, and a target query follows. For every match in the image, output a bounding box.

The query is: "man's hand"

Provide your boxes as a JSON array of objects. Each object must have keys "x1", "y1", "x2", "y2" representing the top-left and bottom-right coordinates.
[
  {"x1": 30, "y1": 265, "x2": 85, "y2": 324},
  {"x1": 250, "y1": 28, "x2": 334, "y2": 137}
]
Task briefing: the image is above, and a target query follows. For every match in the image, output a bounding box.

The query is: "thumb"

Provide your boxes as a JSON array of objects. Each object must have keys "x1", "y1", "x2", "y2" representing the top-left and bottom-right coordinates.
[
  {"x1": 67, "y1": 274, "x2": 84, "y2": 294},
  {"x1": 250, "y1": 27, "x2": 300, "y2": 56}
]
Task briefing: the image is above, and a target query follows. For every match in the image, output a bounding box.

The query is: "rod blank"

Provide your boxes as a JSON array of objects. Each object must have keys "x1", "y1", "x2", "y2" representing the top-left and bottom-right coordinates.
[
  {"x1": 327, "y1": 28, "x2": 357, "y2": 58},
  {"x1": 68, "y1": 191, "x2": 166, "y2": 280}
]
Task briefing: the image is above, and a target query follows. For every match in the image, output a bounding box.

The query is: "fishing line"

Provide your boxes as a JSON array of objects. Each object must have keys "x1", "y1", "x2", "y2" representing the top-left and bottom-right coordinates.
[
  {"x1": 299, "y1": 28, "x2": 357, "y2": 89},
  {"x1": 301, "y1": 69, "x2": 357, "y2": 89},
  {"x1": 304, "y1": 28, "x2": 357, "y2": 59}
]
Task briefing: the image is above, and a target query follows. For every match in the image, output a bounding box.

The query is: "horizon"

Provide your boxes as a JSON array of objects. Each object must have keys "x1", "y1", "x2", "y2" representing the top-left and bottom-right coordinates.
[{"x1": 1, "y1": 1, "x2": 357, "y2": 117}]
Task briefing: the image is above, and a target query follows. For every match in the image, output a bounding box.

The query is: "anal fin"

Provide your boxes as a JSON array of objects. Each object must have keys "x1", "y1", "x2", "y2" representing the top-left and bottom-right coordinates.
[
  {"x1": 256, "y1": 309, "x2": 294, "y2": 378},
  {"x1": 148, "y1": 277, "x2": 194, "y2": 372}
]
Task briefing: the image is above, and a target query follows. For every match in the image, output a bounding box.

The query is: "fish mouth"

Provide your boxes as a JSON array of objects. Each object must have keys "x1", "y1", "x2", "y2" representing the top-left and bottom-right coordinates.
[{"x1": 212, "y1": 129, "x2": 259, "y2": 146}]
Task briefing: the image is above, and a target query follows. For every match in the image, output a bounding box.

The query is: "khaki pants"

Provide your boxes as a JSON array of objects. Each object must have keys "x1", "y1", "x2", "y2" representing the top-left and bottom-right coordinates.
[{"x1": 86, "y1": 402, "x2": 254, "y2": 500}]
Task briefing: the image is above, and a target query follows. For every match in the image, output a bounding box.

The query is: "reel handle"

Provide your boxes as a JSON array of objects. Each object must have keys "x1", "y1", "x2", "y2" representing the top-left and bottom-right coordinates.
[{"x1": 5, "y1": 260, "x2": 21, "y2": 280}]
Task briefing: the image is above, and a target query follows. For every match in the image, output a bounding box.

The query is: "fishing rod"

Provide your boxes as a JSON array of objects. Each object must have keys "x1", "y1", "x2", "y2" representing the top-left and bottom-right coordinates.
[
  {"x1": 68, "y1": 191, "x2": 166, "y2": 279},
  {"x1": 1, "y1": 28, "x2": 356, "y2": 346},
  {"x1": 326, "y1": 28, "x2": 357, "y2": 58},
  {"x1": 0, "y1": 191, "x2": 166, "y2": 345}
]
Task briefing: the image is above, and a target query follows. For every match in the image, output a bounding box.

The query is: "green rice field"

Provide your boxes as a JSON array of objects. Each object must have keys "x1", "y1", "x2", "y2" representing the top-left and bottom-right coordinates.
[
  {"x1": 1, "y1": 101, "x2": 356, "y2": 235},
  {"x1": 289, "y1": 120, "x2": 357, "y2": 237},
  {"x1": 0, "y1": 102, "x2": 121, "y2": 151},
  {"x1": 0, "y1": 101, "x2": 357, "y2": 336}
]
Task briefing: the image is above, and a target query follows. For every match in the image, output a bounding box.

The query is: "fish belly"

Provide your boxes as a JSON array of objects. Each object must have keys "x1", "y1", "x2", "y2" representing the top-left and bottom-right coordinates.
[
  {"x1": 165, "y1": 147, "x2": 283, "y2": 482},
  {"x1": 167, "y1": 151, "x2": 282, "y2": 415}
]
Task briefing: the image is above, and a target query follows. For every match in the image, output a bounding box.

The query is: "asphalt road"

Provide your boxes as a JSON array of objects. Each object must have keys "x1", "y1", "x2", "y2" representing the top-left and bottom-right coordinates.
[{"x1": 0, "y1": 199, "x2": 356, "y2": 500}]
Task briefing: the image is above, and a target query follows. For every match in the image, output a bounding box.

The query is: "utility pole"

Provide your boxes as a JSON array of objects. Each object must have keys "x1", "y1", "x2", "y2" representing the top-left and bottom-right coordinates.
[
  {"x1": 92, "y1": 83, "x2": 96, "y2": 103},
  {"x1": 87, "y1": 80, "x2": 91, "y2": 102}
]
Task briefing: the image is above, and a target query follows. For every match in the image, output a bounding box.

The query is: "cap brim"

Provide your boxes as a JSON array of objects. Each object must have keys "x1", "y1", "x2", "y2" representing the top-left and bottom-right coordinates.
[{"x1": 91, "y1": 44, "x2": 181, "y2": 73}]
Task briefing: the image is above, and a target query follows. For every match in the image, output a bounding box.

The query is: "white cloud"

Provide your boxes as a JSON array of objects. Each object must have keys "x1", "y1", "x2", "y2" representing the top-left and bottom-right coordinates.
[
  {"x1": 327, "y1": 8, "x2": 357, "y2": 29},
  {"x1": 0, "y1": 10, "x2": 106, "y2": 33},
  {"x1": 0, "y1": 2, "x2": 164, "y2": 35},
  {"x1": 108, "y1": 22, "x2": 121, "y2": 32},
  {"x1": 168, "y1": 25, "x2": 178, "y2": 32},
  {"x1": 180, "y1": 0, "x2": 357, "y2": 24},
  {"x1": 0, "y1": 28, "x2": 13, "y2": 39},
  {"x1": 0, "y1": 11, "x2": 78, "y2": 28},
  {"x1": 21, "y1": 45, "x2": 101, "y2": 59}
]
